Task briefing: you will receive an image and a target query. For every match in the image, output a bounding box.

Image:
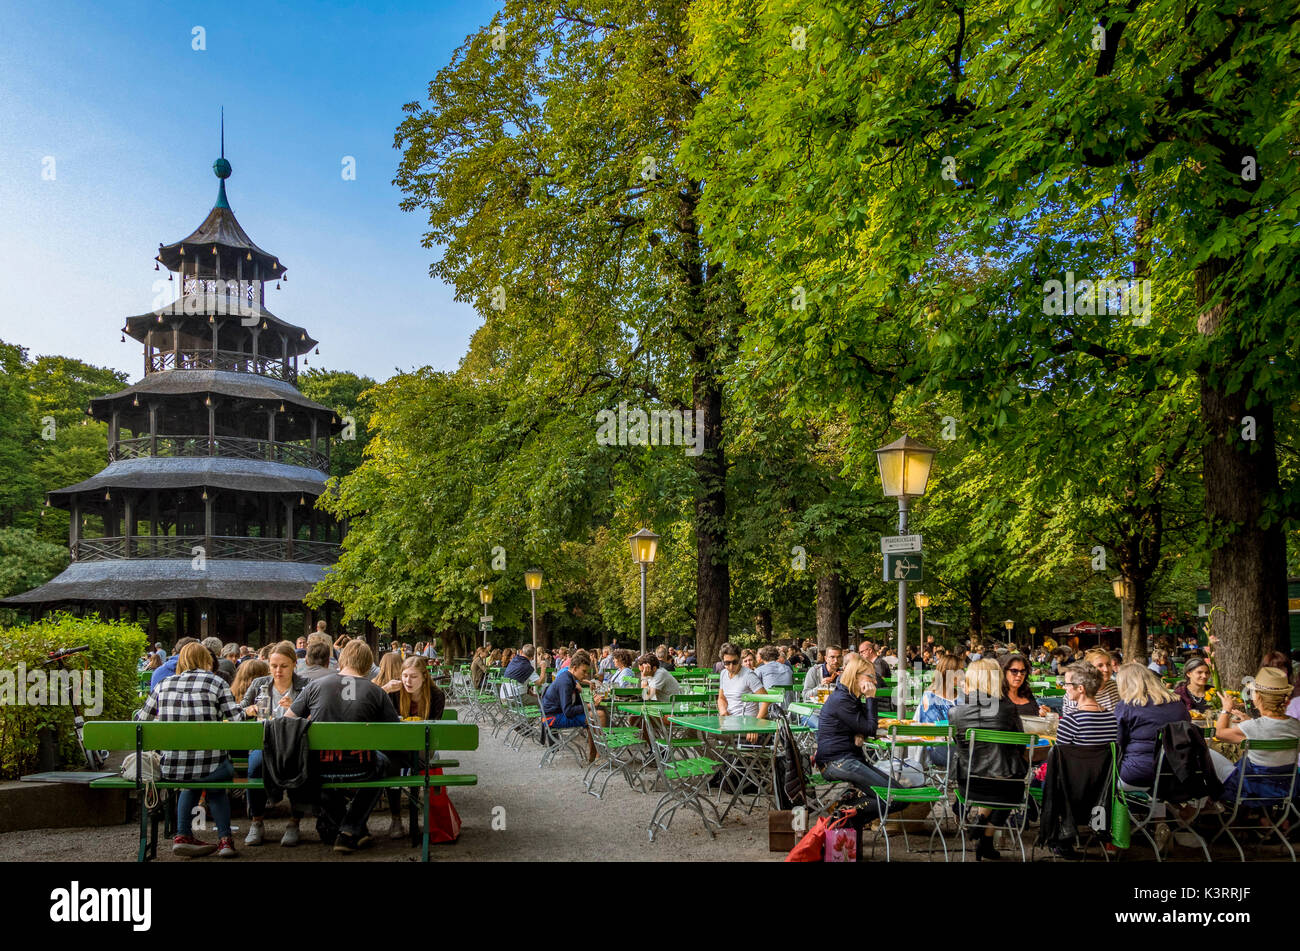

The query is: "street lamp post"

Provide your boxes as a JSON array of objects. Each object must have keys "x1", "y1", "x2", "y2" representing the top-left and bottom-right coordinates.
[
  {"x1": 1112, "y1": 577, "x2": 1129, "y2": 649},
  {"x1": 875, "y1": 435, "x2": 937, "y2": 718},
  {"x1": 1004, "y1": 619, "x2": 1014, "y2": 644},
  {"x1": 479, "y1": 586, "x2": 492, "y2": 649},
  {"x1": 629, "y1": 529, "x2": 660, "y2": 657},
  {"x1": 525, "y1": 568, "x2": 543, "y2": 658},
  {"x1": 914, "y1": 591, "x2": 931, "y2": 648}
]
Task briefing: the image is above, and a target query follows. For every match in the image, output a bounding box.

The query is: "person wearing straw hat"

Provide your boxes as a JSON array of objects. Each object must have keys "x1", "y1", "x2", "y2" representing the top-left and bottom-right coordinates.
[{"x1": 1209, "y1": 667, "x2": 1300, "y2": 806}]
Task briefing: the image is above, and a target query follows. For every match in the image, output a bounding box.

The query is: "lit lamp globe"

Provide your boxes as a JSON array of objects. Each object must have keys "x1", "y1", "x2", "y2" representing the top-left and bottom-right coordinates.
[
  {"x1": 1111, "y1": 578, "x2": 1127, "y2": 599},
  {"x1": 524, "y1": 568, "x2": 543, "y2": 591},
  {"x1": 1003, "y1": 619, "x2": 1014, "y2": 633},
  {"x1": 914, "y1": 592, "x2": 931, "y2": 609},
  {"x1": 629, "y1": 528, "x2": 659, "y2": 564},
  {"x1": 479, "y1": 587, "x2": 492, "y2": 606},
  {"x1": 874, "y1": 435, "x2": 938, "y2": 500}
]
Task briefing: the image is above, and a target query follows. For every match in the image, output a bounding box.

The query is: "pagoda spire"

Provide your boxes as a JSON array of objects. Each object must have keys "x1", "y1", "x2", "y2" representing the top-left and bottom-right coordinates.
[{"x1": 213, "y1": 108, "x2": 231, "y2": 210}]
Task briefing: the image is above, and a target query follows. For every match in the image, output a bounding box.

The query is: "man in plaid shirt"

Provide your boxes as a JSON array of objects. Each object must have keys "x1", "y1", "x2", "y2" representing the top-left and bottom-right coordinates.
[{"x1": 136, "y1": 642, "x2": 244, "y2": 857}]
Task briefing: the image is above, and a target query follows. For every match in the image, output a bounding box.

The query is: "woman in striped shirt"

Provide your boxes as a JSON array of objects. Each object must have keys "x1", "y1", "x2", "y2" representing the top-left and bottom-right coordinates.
[
  {"x1": 1061, "y1": 648, "x2": 1120, "y2": 716},
  {"x1": 1057, "y1": 662, "x2": 1119, "y2": 745}
]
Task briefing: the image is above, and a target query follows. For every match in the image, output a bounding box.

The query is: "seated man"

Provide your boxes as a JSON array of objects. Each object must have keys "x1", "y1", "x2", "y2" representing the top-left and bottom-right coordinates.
[
  {"x1": 299, "y1": 639, "x2": 334, "y2": 681},
  {"x1": 754, "y1": 646, "x2": 793, "y2": 692},
  {"x1": 542, "y1": 649, "x2": 591, "y2": 728},
  {"x1": 802, "y1": 644, "x2": 843, "y2": 700},
  {"x1": 287, "y1": 641, "x2": 399, "y2": 853},
  {"x1": 718, "y1": 643, "x2": 768, "y2": 719},
  {"x1": 503, "y1": 644, "x2": 546, "y2": 706},
  {"x1": 637, "y1": 652, "x2": 682, "y2": 701}
]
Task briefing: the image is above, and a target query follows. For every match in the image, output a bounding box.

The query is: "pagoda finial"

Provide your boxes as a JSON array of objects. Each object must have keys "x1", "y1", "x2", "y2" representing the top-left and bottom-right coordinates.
[{"x1": 213, "y1": 108, "x2": 232, "y2": 209}]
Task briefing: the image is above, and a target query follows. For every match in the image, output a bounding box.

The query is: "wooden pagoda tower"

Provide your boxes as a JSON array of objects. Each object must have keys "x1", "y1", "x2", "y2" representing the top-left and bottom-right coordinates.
[{"x1": 4, "y1": 147, "x2": 344, "y2": 642}]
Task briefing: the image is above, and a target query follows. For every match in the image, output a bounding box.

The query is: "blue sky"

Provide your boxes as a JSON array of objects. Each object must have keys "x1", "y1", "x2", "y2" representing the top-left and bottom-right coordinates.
[{"x1": 0, "y1": 0, "x2": 499, "y2": 384}]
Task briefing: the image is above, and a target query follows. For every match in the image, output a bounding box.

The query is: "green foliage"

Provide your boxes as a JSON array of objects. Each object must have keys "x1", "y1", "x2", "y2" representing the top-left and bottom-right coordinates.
[
  {"x1": 0, "y1": 614, "x2": 147, "y2": 779},
  {"x1": 297, "y1": 368, "x2": 378, "y2": 480},
  {"x1": 0, "y1": 528, "x2": 69, "y2": 625}
]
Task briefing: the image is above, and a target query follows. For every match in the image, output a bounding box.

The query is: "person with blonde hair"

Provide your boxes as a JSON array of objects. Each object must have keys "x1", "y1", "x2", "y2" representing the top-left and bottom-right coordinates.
[
  {"x1": 1063, "y1": 647, "x2": 1119, "y2": 716},
  {"x1": 811, "y1": 653, "x2": 900, "y2": 821},
  {"x1": 949, "y1": 657, "x2": 1028, "y2": 860},
  {"x1": 1114, "y1": 663, "x2": 1190, "y2": 789},
  {"x1": 136, "y1": 641, "x2": 243, "y2": 858}
]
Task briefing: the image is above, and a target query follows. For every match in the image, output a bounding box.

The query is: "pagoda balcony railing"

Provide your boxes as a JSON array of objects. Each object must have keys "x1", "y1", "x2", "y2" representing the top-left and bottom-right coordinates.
[
  {"x1": 72, "y1": 535, "x2": 340, "y2": 565},
  {"x1": 111, "y1": 435, "x2": 328, "y2": 472},
  {"x1": 148, "y1": 348, "x2": 296, "y2": 383}
]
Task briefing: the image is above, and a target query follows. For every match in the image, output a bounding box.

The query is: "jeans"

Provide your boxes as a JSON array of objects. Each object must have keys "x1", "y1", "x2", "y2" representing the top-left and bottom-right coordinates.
[
  {"x1": 316, "y1": 751, "x2": 394, "y2": 839},
  {"x1": 177, "y1": 759, "x2": 233, "y2": 838},
  {"x1": 547, "y1": 711, "x2": 586, "y2": 728},
  {"x1": 246, "y1": 749, "x2": 305, "y2": 820},
  {"x1": 822, "y1": 757, "x2": 905, "y2": 820}
]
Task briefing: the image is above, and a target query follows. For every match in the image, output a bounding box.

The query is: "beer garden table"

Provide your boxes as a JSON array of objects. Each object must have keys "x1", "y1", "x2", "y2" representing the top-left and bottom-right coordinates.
[{"x1": 667, "y1": 714, "x2": 812, "y2": 820}]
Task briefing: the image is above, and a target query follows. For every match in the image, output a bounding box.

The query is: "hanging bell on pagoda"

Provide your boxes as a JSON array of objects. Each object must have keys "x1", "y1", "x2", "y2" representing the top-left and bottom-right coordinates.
[
  {"x1": 168, "y1": 272, "x2": 174, "y2": 281},
  {"x1": 154, "y1": 262, "x2": 159, "y2": 271},
  {"x1": 276, "y1": 282, "x2": 281, "y2": 290}
]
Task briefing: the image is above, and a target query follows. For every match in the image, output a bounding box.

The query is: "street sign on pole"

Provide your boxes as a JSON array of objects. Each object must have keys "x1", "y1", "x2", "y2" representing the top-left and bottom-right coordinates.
[
  {"x1": 480, "y1": 616, "x2": 493, "y2": 624},
  {"x1": 881, "y1": 535, "x2": 923, "y2": 554},
  {"x1": 883, "y1": 553, "x2": 923, "y2": 582}
]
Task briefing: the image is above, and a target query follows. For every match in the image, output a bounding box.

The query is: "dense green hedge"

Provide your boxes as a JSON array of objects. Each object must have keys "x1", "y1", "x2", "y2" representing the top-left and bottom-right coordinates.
[{"x1": 0, "y1": 614, "x2": 146, "y2": 779}]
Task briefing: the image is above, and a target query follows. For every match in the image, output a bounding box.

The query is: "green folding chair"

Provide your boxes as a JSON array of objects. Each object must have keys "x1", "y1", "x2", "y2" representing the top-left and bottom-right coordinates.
[{"x1": 955, "y1": 729, "x2": 1036, "y2": 862}]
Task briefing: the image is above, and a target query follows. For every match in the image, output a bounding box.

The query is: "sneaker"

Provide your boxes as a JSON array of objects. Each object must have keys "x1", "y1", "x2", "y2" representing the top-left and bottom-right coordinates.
[
  {"x1": 280, "y1": 821, "x2": 300, "y2": 847},
  {"x1": 355, "y1": 831, "x2": 375, "y2": 850},
  {"x1": 217, "y1": 836, "x2": 237, "y2": 858},
  {"x1": 333, "y1": 832, "x2": 360, "y2": 853},
  {"x1": 172, "y1": 834, "x2": 217, "y2": 858},
  {"x1": 386, "y1": 815, "x2": 406, "y2": 839},
  {"x1": 244, "y1": 819, "x2": 264, "y2": 846}
]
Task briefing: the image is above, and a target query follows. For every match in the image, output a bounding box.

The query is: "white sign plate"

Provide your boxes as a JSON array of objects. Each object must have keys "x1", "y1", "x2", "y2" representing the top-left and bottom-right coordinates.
[{"x1": 881, "y1": 535, "x2": 923, "y2": 554}]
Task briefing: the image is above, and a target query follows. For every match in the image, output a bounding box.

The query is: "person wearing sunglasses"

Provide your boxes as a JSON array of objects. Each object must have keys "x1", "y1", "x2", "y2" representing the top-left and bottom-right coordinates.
[
  {"x1": 718, "y1": 643, "x2": 769, "y2": 719},
  {"x1": 998, "y1": 652, "x2": 1051, "y2": 719}
]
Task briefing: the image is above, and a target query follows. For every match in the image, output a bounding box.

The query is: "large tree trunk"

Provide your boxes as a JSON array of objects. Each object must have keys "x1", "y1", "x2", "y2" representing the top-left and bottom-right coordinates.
[
  {"x1": 1119, "y1": 575, "x2": 1149, "y2": 666},
  {"x1": 692, "y1": 335, "x2": 729, "y2": 668},
  {"x1": 816, "y1": 571, "x2": 842, "y2": 649},
  {"x1": 1197, "y1": 261, "x2": 1289, "y2": 691},
  {"x1": 967, "y1": 573, "x2": 988, "y2": 642},
  {"x1": 754, "y1": 608, "x2": 772, "y2": 642}
]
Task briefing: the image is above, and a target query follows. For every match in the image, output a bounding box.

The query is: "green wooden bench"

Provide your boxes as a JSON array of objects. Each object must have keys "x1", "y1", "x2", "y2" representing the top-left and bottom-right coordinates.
[{"x1": 84, "y1": 719, "x2": 478, "y2": 863}]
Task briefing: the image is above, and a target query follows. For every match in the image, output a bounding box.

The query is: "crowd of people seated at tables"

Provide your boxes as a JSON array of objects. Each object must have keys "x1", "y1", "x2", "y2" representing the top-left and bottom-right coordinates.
[
  {"x1": 137, "y1": 624, "x2": 1300, "y2": 862},
  {"x1": 135, "y1": 629, "x2": 448, "y2": 859}
]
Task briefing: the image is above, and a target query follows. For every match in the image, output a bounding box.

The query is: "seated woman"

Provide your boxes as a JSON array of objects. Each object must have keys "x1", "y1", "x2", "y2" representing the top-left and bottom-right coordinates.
[
  {"x1": 229, "y1": 658, "x2": 269, "y2": 710},
  {"x1": 1114, "y1": 663, "x2": 1191, "y2": 790},
  {"x1": 241, "y1": 641, "x2": 311, "y2": 847},
  {"x1": 999, "y1": 652, "x2": 1051, "y2": 721},
  {"x1": 1056, "y1": 662, "x2": 1119, "y2": 746},
  {"x1": 1063, "y1": 648, "x2": 1120, "y2": 715},
  {"x1": 137, "y1": 642, "x2": 243, "y2": 858},
  {"x1": 1211, "y1": 666, "x2": 1300, "y2": 808},
  {"x1": 1174, "y1": 656, "x2": 1212, "y2": 714},
  {"x1": 917, "y1": 654, "x2": 962, "y2": 768},
  {"x1": 382, "y1": 655, "x2": 448, "y2": 839},
  {"x1": 812, "y1": 653, "x2": 905, "y2": 821},
  {"x1": 950, "y1": 658, "x2": 1030, "y2": 860},
  {"x1": 470, "y1": 647, "x2": 489, "y2": 691}
]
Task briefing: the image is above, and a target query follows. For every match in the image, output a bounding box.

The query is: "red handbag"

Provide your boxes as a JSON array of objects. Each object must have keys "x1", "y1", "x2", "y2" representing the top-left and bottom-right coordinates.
[{"x1": 420, "y1": 766, "x2": 462, "y2": 844}]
